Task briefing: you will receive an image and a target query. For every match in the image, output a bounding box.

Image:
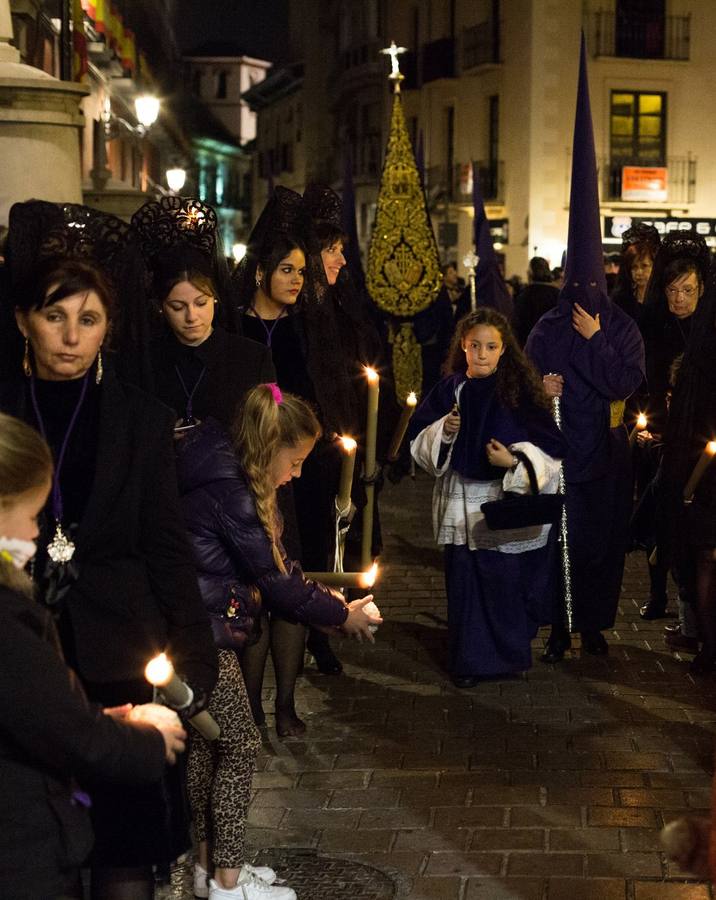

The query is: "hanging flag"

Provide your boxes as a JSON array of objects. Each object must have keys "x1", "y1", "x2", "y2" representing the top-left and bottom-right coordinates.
[
  {"x1": 72, "y1": 0, "x2": 89, "y2": 83},
  {"x1": 471, "y1": 161, "x2": 513, "y2": 316},
  {"x1": 121, "y1": 26, "x2": 136, "y2": 74},
  {"x1": 366, "y1": 83, "x2": 442, "y2": 401}
]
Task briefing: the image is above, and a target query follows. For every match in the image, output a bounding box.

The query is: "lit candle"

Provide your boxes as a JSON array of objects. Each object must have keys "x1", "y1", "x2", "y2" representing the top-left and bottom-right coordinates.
[
  {"x1": 387, "y1": 391, "x2": 418, "y2": 461},
  {"x1": 145, "y1": 653, "x2": 220, "y2": 741},
  {"x1": 304, "y1": 563, "x2": 379, "y2": 590},
  {"x1": 361, "y1": 366, "x2": 380, "y2": 569},
  {"x1": 629, "y1": 412, "x2": 648, "y2": 447},
  {"x1": 336, "y1": 436, "x2": 357, "y2": 517},
  {"x1": 683, "y1": 440, "x2": 716, "y2": 501}
]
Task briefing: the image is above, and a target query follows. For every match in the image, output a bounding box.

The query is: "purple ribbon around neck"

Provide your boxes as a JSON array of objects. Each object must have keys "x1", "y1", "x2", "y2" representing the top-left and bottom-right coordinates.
[
  {"x1": 174, "y1": 363, "x2": 207, "y2": 423},
  {"x1": 29, "y1": 372, "x2": 90, "y2": 526},
  {"x1": 250, "y1": 306, "x2": 286, "y2": 348}
]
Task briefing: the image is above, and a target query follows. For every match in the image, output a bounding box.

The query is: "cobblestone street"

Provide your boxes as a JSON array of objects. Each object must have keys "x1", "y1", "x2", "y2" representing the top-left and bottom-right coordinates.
[{"x1": 171, "y1": 470, "x2": 716, "y2": 900}]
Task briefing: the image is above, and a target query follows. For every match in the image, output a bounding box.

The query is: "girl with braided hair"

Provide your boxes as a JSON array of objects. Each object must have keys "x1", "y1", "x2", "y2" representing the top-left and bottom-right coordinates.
[{"x1": 174, "y1": 384, "x2": 380, "y2": 900}]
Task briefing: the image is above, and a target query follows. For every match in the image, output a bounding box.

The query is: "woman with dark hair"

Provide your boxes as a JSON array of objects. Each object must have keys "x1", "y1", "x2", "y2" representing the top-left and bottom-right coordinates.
[
  {"x1": 131, "y1": 197, "x2": 275, "y2": 431},
  {"x1": 638, "y1": 235, "x2": 711, "y2": 631},
  {"x1": 611, "y1": 223, "x2": 660, "y2": 324},
  {"x1": 0, "y1": 201, "x2": 218, "y2": 900},
  {"x1": 652, "y1": 235, "x2": 716, "y2": 672},
  {"x1": 409, "y1": 309, "x2": 566, "y2": 685}
]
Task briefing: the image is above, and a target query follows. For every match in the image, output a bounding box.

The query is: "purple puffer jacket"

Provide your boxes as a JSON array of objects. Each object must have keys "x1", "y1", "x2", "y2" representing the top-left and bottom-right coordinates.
[{"x1": 175, "y1": 419, "x2": 348, "y2": 649}]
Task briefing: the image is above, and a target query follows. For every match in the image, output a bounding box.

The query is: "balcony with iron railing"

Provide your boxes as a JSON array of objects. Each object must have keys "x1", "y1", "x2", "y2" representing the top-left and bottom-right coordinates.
[
  {"x1": 590, "y1": 10, "x2": 690, "y2": 60},
  {"x1": 564, "y1": 153, "x2": 697, "y2": 204},
  {"x1": 462, "y1": 20, "x2": 501, "y2": 69}
]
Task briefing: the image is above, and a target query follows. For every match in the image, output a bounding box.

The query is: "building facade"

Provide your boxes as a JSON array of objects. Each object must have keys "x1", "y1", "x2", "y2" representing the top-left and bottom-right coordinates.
[{"x1": 246, "y1": 0, "x2": 716, "y2": 280}]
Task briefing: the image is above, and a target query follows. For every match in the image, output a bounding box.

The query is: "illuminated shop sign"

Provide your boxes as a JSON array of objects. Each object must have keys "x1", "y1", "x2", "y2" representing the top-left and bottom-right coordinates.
[{"x1": 604, "y1": 216, "x2": 716, "y2": 246}]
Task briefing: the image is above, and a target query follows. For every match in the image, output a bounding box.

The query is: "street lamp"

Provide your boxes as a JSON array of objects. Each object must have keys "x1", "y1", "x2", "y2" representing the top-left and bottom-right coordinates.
[
  {"x1": 134, "y1": 95, "x2": 160, "y2": 129},
  {"x1": 232, "y1": 242, "x2": 247, "y2": 263},
  {"x1": 166, "y1": 166, "x2": 186, "y2": 193}
]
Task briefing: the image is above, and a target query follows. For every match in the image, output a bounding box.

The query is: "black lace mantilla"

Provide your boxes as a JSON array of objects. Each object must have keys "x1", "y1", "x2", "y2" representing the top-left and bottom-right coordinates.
[
  {"x1": 621, "y1": 222, "x2": 661, "y2": 256},
  {"x1": 131, "y1": 196, "x2": 218, "y2": 261},
  {"x1": 303, "y1": 183, "x2": 343, "y2": 230}
]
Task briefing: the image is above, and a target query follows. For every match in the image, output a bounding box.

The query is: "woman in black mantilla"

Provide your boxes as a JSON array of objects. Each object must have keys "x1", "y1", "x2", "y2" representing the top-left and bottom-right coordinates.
[
  {"x1": 654, "y1": 241, "x2": 716, "y2": 673},
  {"x1": 638, "y1": 234, "x2": 711, "y2": 634},
  {"x1": 130, "y1": 196, "x2": 275, "y2": 431},
  {"x1": 232, "y1": 187, "x2": 357, "y2": 735},
  {"x1": 0, "y1": 201, "x2": 218, "y2": 900},
  {"x1": 611, "y1": 223, "x2": 660, "y2": 326}
]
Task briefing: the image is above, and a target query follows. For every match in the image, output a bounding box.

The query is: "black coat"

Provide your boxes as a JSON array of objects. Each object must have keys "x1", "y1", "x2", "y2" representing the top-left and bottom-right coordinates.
[
  {"x1": 0, "y1": 370, "x2": 218, "y2": 695},
  {"x1": 175, "y1": 420, "x2": 349, "y2": 648},
  {"x1": 0, "y1": 584, "x2": 165, "y2": 899},
  {"x1": 148, "y1": 326, "x2": 276, "y2": 431},
  {"x1": 512, "y1": 282, "x2": 560, "y2": 347}
]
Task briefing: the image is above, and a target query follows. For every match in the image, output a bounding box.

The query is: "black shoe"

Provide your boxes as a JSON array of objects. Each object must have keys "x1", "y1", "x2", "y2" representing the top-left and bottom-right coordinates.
[
  {"x1": 639, "y1": 598, "x2": 668, "y2": 620},
  {"x1": 580, "y1": 631, "x2": 608, "y2": 655},
  {"x1": 306, "y1": 635, "x2": 343, "y2": 675},
  {"x1": 452, "y1": 675, "x2": 480, "y2": 689},
  {"x1": 540, "y1": 632, "x2": 572, "y2": 664},
  {"x1": 664, "y1": 622, "x2": 682, "y2": 636}
]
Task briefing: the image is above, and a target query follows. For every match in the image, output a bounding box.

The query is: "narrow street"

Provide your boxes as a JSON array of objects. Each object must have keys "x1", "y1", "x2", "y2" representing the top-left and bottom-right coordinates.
[{"x1": 169, "y1": 470, "x2": 715, "y2": 900}]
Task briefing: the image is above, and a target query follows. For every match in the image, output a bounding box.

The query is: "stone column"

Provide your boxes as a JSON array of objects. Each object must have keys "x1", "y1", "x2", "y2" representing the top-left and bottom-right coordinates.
[{"x1": 0, "y1": 0, "x2": 88, "y2": 224}]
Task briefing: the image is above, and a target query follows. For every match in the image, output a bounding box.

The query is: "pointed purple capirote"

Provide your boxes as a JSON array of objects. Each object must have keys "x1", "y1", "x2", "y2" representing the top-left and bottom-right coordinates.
[
  {"x1": 560, "y1": 31, "x2": 608, "y2": 313},
  {"x1": 471, "y1": 161, "x2": 513, "y2": 317},
  {"x1": 340, "y1": 144, "x2": 366, "y2": 291}
]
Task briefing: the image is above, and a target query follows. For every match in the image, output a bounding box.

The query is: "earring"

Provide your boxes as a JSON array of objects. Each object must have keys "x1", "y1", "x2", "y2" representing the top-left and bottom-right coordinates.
[
  {"x1": 255, "y1": 278, "x2": 261, "y2": 288},
  {"x1": 22, "y1": 338, "x2": 32, "y2": 378},
  {"x1": 95, "y1": 347, "x2": 103, "y2": 385}
]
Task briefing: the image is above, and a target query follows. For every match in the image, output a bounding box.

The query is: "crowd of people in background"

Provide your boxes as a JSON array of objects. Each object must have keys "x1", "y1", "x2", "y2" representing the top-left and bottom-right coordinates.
[{"x1": 0, "y1": 183, "x2": 714, "y2": 899}]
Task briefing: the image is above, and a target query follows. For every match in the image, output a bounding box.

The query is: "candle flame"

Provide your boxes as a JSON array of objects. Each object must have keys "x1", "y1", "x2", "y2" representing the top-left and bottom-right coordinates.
[
  {"x1": 708, "y1": 441, "x2": 716, "y2": 456},
  {"x1": 359, "y1": 562, "x2": 379, "y2": 589},
  {"x1": 636, "y1": 413, "x2": 647, "y2": 429},
  {"x1": 407, "y1": 391, "x2": 418, "y2": 407},
  {"x1": 340, "y1": 435, "x2": 357, "y2": 453},
  {"x1": 145, "y1": 652, "x2": 174, "y2": 687},
  {"x1": 364, "y1": 366, "x2": 379, "y2": 384}
]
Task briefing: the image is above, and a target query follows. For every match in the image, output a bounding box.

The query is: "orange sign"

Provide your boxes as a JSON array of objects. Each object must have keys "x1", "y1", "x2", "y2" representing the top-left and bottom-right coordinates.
[{"x1": 621, "y1": 166, "x2": 668, "y2": 202}]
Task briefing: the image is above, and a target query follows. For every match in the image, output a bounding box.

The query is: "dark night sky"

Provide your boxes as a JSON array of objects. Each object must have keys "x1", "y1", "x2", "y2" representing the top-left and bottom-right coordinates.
[{"x1": 173, "y1": 0, "x2": 290, "y2": 63}]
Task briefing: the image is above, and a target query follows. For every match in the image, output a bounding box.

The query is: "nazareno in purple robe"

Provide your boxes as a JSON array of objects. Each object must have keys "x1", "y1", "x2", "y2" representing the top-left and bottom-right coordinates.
[{"x1": 525, "y1": 296, "x2": 645, "y2": 632}]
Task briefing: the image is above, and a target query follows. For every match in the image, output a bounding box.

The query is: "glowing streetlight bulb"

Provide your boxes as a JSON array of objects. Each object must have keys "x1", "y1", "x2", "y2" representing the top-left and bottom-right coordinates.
[
  {"x1": 166, "y1": 167, "x2": 186, "y2": 193},
  {"x1": 134, "y1": 95, "x2": 160, "y2": 129},
  {"x1": 232, "y1": 242, "x2": 247, "y2": 263}
]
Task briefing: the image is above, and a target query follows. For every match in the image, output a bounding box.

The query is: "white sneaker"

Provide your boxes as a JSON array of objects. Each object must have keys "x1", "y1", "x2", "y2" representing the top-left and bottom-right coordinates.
[
  {"x1": 194, "y1": 863, "x2": 210, "y2": 899},
  {"x1": 243, "y1": 864, "x2": 277, "y2": 885},
  {"x1": 208, "y1": 872, "x2": 297, "y2": 900}
]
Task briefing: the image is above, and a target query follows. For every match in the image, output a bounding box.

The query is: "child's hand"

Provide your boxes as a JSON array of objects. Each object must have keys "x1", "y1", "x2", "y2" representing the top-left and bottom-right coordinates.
[
  {"x1": 486, "y1": 438, "x2": 516, "y2": 468},
  {"x1": 443, "y1": 411, "x2": 461, "y2": 435}
]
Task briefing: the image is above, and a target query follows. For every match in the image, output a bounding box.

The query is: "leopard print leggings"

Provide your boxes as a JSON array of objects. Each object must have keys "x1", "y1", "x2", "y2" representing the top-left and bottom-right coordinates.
[{"x1": 186, "y1": 649, "x2": 261, "y2": 867}]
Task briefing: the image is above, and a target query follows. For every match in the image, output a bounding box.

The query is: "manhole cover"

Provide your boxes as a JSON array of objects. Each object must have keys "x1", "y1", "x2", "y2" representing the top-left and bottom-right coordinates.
[
  {"x1": 251, "y1": 849, "x2": 402, "y2": 899},
  {"x1": 158, "y1": 849, "x2": 407, "y2": 899}
]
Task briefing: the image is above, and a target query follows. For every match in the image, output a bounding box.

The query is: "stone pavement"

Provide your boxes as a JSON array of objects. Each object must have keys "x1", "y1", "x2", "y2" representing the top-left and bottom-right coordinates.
[{"x1": 170, "y1": 470, "x2": 716, "y2": 900}]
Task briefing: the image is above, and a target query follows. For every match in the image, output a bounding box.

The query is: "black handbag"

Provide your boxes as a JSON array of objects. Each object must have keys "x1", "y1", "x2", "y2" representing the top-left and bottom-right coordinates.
[{"x1": 481, "y1": 449, "x2": 564, "y2": 531}]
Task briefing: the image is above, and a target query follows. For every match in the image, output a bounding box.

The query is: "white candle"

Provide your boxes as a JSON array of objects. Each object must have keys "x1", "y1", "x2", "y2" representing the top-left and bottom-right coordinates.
[
  {"x1": 683, "y1": 440, "x2": 716, "y2": 501},
  {"x1": 305, "y1": 563, "x2": 379, "y2": 590},
  {"x1": 336, "y1": 436, "x2": 357, "y2": 516},
  {"x1": 629, "y1": 412, "x2": 648, "y2": 447},
  {"x1": 361, "y1": 367, "x2": 380, "y2": 569},
  {"x1": 387, "y1": 391, "x2": 418, "y2": 461},
  {"x1": 145, "y1": 653, "x2": 220, "y2": 741}
]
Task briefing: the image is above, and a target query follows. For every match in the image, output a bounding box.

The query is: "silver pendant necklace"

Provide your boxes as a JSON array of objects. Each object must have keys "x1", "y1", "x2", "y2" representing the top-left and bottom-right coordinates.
[{"x1": 29, "y1": 372, "x2": 91, "y2": 565}]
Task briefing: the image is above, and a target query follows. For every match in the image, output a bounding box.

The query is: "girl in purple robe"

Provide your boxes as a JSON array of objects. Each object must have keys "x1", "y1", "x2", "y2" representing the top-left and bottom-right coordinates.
[{"x1": 409, "y1": 309, "x2": 566, "y2": 686}]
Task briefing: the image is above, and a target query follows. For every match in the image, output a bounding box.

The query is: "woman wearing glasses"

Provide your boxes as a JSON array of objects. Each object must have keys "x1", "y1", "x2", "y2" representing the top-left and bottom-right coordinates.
[{"x1": 638, "y1": 234, "x2": 710, "y2": 628}]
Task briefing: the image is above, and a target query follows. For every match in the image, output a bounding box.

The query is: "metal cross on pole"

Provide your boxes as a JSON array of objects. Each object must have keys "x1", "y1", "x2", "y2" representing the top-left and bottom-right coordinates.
[{"x1": 380, "y1": 40, "x2": 407, "y2": 91}]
